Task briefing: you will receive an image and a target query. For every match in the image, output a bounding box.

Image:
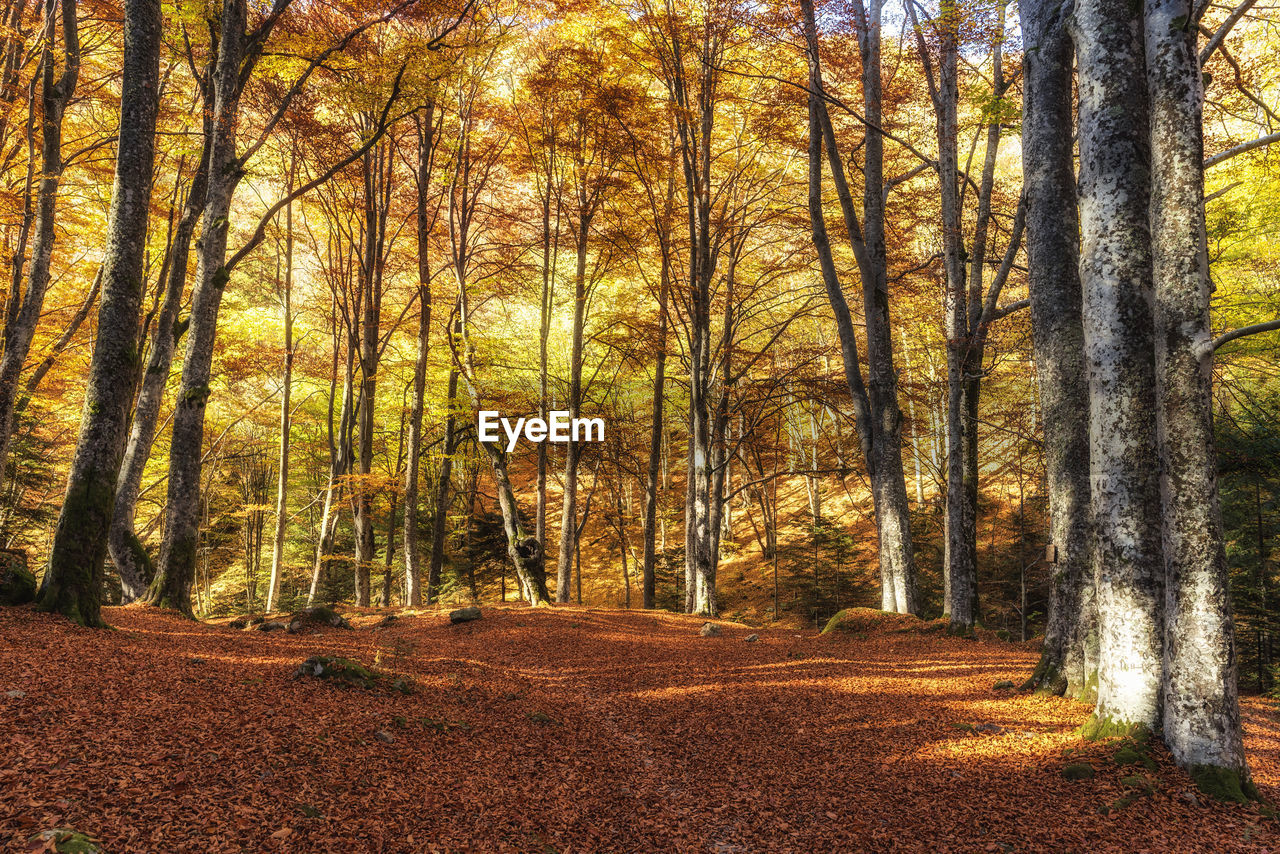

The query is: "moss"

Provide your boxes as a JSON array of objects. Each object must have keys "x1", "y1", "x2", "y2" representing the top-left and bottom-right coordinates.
[
  {"x1": 295, "y1": 655, "x2": 410, "y2": 694},
  {"x1": 26, "y1": 829, "x2": 103, "y2": 853},
  {"x1": 993, "y1": 680, "x2": 1016, "y2": 691},
  {"x1": 1061, "y1": 763, "x2": 1095, "y2": 781},
  {"x1": 1079, "y1": 715, "x2": 1151, "y2": 743},
  {"x1": 1119, "y1": 774, "x2": 1157, "y2": 795},
  {"x1": 0, "y1": 551, "x2": 36, "y2": 606},
  {"x1": 1021, "y1": 657, "x2": 1067, "y2": 695},
  {"x1": 212, "y1": 266, "x2": 230, "y2": 288},
  {"x1": 1189, "y1": 764, "x2": 1259, "y2": 803}
]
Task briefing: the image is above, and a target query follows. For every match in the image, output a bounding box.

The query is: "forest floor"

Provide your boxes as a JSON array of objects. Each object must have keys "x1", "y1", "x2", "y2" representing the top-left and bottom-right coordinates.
[{"x1": 2, "y1": 606, "x2": 1279, "y2": 853}]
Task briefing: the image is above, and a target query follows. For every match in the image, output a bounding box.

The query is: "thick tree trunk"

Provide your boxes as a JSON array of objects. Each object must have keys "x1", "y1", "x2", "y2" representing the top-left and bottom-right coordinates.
[
  {"x1": 1145, "y1": 0, "x2": 1251, "y2": 792},
  {"x1": 1075, "y1": 0, "x2": 1165, "y2": 734},
  {"x1": 0, "y1": 0, "x2": 79, "y2": 498},
  {"x1": 1020, "y1": 0, "x2": 1097, "y2": 699},
  {"x1": 39, "y1": 0, "x2": 156, "y2": 628},
  {"x1": 109, "y1": 133, "x2": 210, "y2": 602}
]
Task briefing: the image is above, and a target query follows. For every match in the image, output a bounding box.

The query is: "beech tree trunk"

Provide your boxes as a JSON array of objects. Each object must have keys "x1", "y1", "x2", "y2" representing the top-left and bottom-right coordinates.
[
  {"x1": 0, "y1": 0, "x2": 79, "y2": 498},
  {"x1": 1020, "y1": 0, "x2": 1097, "y2": 699},
  {"x1": 1146, "y1": 0, "x2": 1251, "y2": 789},
  {"x1": 109, "y1": 129, "x2": 210, "y2": 602},
  {"x1": 556, "y1": 220, "x2": 590, "y2": 602},
  {"x1": 1074, "y1": 0, "x2": 1165, "y2": 733},
  {"x1": 403, "y1": 105, "x2": 437, "y2": 608},
  {"x1": 265, "y1": 165, "x2": 295, "y2": 614},
  {"x1": 427, "y1": 362, "x2": 458, "y2": 604},
  {"x1": 39, "y1": 0, "x2": 157, "y2": 628},
  {"x1": 802, "y1": 0, "x2": 916, "y2": 614},
  {"x1": 145, "y1": 0, "x2": 251, "y2": 615}
]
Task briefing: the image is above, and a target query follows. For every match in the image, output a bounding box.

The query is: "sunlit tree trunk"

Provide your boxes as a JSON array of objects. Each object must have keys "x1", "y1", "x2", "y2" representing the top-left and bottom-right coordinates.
[
  {"x1": 1020, "y1": 0, "x2": 1097, "y2": 699},
  {"x1": 0, "y1": 0, "x2": 79, "y2": 498},
  {"x1": 801, "y1": 0, "x2": 916, "y2": 614},
  {"x1": 145, "y1": 0, "x2": 251, "y2": 615},
  {"x1": 1146, "y1": 0, "x2": 1250, "y2": 791},
  {"x1": 39, "y1": 0, "x2": 156, "y2": 628},
  {"x1": 427, "y1": 361, "x2": 458, "y2": 604},
  {"x1": 265, "y1": 158, "x2": 295, "y2": 614},
  {"x1": 1074, "y1": 0, "x2": 1165, "y2": 734},
  {"x1": 403, "y1": 104, "x2": 438, "y2": 608},
  {"x1": 556, "y1": 218, "x2": 590, "y2": 602},
  {"x1": 109, "y1": 128, "x2": 210, "y2": 602}
]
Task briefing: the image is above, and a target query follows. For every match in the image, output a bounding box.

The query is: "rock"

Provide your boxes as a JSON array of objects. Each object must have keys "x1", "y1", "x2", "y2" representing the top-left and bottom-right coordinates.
[
  {"x1": 993, "y1": 680, "x2": 1016, "y2": 690},
  {"x1": 450, "y1": 606, "x2": 482, "y2": 624},
  {"x1": 974, "y1": 722, "x2": 1004, "y2": 735},
  {"x1": 1181, "y1": 790, "x2": 1199, "y2": 806},
  {"x1": 5, "y1": 689, "x2": 25, "y2": 699},
  {"x1": 286, "y1": 605, "x2": 352, "y2": 633},
  {"x1": 0, "y1": 548, "x2": 35, "y2": 606},
  {"x1": 745, "y1": 634, "x2": 759, "y2": 642},
  {"x1": 257, "y1": 620, "x2": 289, "y2": 632},
  {"x1": 228, "y1": 617, "x2": 248, "y2": 630},
  {"x1": 375, "y1": 730, "x2": 396, "y2": 744},
  {"x1": 699, "y1": 622, "x2": 721, "y2": 637},
  {"x1": 27, "y1": 828, "x2": 104, "y2": 853},
  {"x1": 372, "y1": 614, "x2": 399, "y2": 629},
  {"x1": 241, "y1": 616, "x2": 266, "y2": 630}
]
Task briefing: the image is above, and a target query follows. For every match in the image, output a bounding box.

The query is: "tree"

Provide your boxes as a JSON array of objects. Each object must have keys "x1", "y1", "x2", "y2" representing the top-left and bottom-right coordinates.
[
  {"x1": 800, "y1": 0, "x2": 917, "y2": 614},
  {"x1": 38, "y1": 0, "x2": 160, "y2": 627},
  {"x1": 1146, "y1": 0, "x2": 1251, "y2": 792},
  {"x1": 0, "y1": 0, "x2": 79, "y2": 497},
  {"x1": 1074, "y1": 0, "x2": 1165, "y2": 734},
  {"x1": 1018, "y1": 0, "x2": 1096, "y2": 699}
]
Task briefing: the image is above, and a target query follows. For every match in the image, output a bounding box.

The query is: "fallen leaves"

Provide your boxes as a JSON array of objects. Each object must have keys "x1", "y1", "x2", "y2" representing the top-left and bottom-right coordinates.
[{"x1": 0, "y1": 604, "x2": 1277, "y2": 852}]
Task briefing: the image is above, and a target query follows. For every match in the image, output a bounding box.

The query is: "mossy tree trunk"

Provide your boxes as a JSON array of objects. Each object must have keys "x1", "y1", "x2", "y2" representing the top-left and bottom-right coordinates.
[
  {"x1": 1074, "y1": 0, "x2": 1166, "y2": 733},
  {"x1": 40, "y1": 0, "x2": 158, "y2": 628},
  {"x1": 1145, "y1": 0, "x2": 1251, "y2": 789},
  {"x1": 1019, "y1": 0, "x2": 1098, "y2": 699}
]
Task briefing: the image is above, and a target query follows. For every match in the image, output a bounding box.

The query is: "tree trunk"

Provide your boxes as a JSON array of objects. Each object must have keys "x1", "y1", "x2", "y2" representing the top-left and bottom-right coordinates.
[
  {"x1": 265, "y1": 164, "x2": 295, "y2": 615},
  {"x1": 0, "y1": 0, "x2": 79, "y2": 498},
  {"x1": 427, "y1": 364, "x2": 458, "y2": 604},
  {"x1": 1146, "y1": 0, "x2": 1251, "y2": 791},
  {"x1": 1075, "y1": 0, "x2": 1165, "y2": 734},
  {"x1": 1019, "y1": 0, "x2": 1097, "y2": 699},
  {"x1": 109, "y1": 129, "x2": 210, "y2": 602},
  {"x1": 801, "y1": 0, "x2": 916, "y2": 614},
  {"x1": 556, "y1": 221, "x2": 590, "y2": 602},
  {"x1": 39, "y1": 0, "x2": 155, "y2": 628},
  {"x1": 641, "y1": 254, "x2": 668, "y2": 610},
  {"x1": 145, "y1": 0, "x2": 251, "y2": 615},
  {"x1": 403, "y1": 105, "x2": 436, "y2": 608}
]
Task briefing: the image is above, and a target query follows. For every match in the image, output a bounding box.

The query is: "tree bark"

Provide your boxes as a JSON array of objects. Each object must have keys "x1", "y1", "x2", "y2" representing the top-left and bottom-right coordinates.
[
  {"x1": 801, "y1": 0, "x2": 916, "y2": 614},
  {"x1": 1146, "y1": 0, "x2": 1251, "y2": 789},
  {"x1": 39, "y1": 0, "x2": 156, "y2": 628},
  {"x1": 1074, "y1": 0, "x2": 1165, "y2": 733},
  {"x1": 1019, "y1": 0, "x2": 1097, "y2": 699},
  {"x1": 109, "y1": 131, "x2": 209, "y2": 602},
  {"x1": 0, "y1": 0, "x2": 79, "y2": 498},
  {"x1": 265, "y1": 155, "x2": 295, "y2": 614},
  {"x1": 403, "y1": 104, "x2": 437, "y2": 608},
  {"x1": 556, "y1": 219, "x2": 590, "y2": 602}
]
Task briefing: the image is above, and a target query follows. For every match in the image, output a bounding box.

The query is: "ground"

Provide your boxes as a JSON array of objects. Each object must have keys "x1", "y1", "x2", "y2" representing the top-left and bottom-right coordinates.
[{"x1": 2, "y1": 605, "x2": 1278, "y2": 853}]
